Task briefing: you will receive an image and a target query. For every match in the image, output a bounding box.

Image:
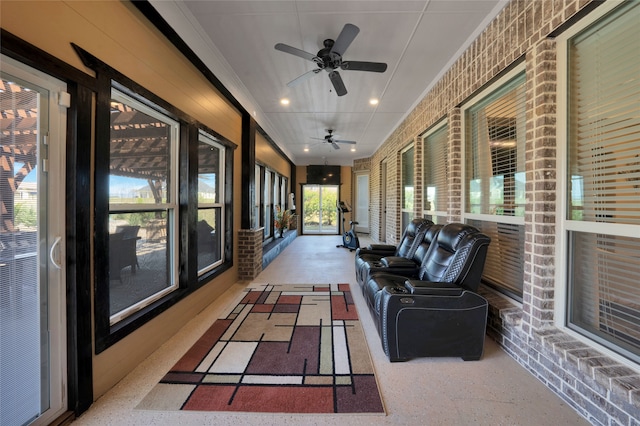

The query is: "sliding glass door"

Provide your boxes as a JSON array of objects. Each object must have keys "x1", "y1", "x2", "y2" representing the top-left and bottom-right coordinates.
[
  {"x1": 301, "y1": 185, "x2": 338, "y2": 234},
  {"x1": 1, "y1": 56, "x2": 67, "y2": 426}
]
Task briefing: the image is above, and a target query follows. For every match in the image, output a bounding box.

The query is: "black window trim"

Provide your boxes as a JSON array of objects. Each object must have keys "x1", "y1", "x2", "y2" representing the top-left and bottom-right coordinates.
[{"x1": 71, "y1": 45, "x2": 236, "y2": 353}]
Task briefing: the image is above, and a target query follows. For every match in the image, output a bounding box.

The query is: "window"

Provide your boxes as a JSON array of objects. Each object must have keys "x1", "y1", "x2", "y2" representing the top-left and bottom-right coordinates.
[
  {"x1": 197, "y1": 132, "x2": 225, "y2": 274},
  {"x1": 562, "y1": 1, "x2": 640, "y2": 362},
  {"x1": 255, "y1": 164, "x2": 262, "y2": 229},
  {"x1": 256, "y1": 165, "x2": 290, "y2": 241},
  {"x1": 464, "y1": 68, "x2": 526, "y2": 298},
  {"x1": 108, "y1": 88, "x2": 179, "y2": 324},
  {"x1": 78, "y1": 49, "x2": 236, "y2": 352},
  {"x1": 401, "y1": 145, "x2": 415, "y2": 230},
  {"x1": 263, "y1": 169, "x2": 271, "y2": 238},
  {"x1": 422, "y1": 122, "x2": 449, "y2": 224}
]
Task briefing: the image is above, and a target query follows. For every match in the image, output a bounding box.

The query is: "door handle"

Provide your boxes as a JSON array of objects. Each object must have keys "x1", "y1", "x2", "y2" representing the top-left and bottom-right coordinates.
[{"x1": 49, "y1": 236, "x2": 62, "y2": 269}]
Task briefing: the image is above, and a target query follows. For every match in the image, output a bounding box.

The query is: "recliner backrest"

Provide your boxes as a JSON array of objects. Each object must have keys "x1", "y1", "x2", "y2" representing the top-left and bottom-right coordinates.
[
  {"x1": 395, "y1": 218, "x2": 433, "y2": 258},
  {"x1": 417, "y1": 223, "x2": 491, "y2": 291},
  {"x1": 410, "y1": 224, "x2": 442, "y2": 265}
]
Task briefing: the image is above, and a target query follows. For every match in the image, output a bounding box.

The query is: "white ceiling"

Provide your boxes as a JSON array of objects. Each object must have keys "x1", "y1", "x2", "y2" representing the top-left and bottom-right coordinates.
[{"x1": 150, "y1": 0, "x2": 506, "y2": 166}]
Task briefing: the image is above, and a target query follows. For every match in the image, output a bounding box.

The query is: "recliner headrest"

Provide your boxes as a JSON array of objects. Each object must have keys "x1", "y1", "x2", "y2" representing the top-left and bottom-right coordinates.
[
  {"x1": 423, "y1": 224, "x2": 442, "y2": 244},
  {"x1": 437, "y1": 223, "x2": 480, "y2": 253},
  {"x1": 406, "y1": 218, "x2": 433, "y2": 235}
]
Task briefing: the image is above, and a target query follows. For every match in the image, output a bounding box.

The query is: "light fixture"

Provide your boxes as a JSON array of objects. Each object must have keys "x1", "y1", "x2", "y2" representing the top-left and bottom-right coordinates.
[
  {"x1": 280, "y1": 98, "x2": 290, "y2": 106},
  {"x1": 303, "y1": 148, "x2": 309, "y2": 152},
  {"x1": 369, "y1": 98, "x2": 379, "y2": 105},
  {"x1": 350, "y1": 148, "x2": 356, "y2": 152}
]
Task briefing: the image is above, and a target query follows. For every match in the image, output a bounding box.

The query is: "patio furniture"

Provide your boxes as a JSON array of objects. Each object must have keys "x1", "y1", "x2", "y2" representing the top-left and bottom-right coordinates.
[
  {"x1": 109, "y1": 225, "x2": 140, "y2": 281},
  {"x1": 363, "y1": 223, "x2": 491, "y2": 362}
]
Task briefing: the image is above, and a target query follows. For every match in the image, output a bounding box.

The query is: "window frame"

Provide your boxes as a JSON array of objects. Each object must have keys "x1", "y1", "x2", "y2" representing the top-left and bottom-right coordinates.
[
  {"x1": 196, "y1": 130, "x2": 225, "y2": 276},
  {"x1": 461, "y1": 64, "x2": 527, "y2": 300},
  {"x1": 106, "y1": 87, "x2": 181, "y2": 326},
  {"x1": 556, "y1": 0, "x2": 640, "y2": 367}
]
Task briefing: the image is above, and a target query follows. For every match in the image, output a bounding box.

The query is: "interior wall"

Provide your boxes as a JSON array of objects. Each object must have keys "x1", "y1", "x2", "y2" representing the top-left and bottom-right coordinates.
[
  {"x1": 1, "y1": 0, "x2": 243, "y2": 398},
  {"x1": 255, "y1": 132, "x2": 290, "y2": 178}
]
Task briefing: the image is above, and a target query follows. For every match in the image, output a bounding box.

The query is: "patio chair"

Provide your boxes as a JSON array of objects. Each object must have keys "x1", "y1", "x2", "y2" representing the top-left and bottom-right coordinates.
[{"x1": 110, "y1": 225, "x2": 140, "y2": 281}]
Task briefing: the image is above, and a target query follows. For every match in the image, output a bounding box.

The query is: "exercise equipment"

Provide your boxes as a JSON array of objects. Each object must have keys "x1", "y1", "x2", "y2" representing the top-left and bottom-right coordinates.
[{"x1": 336, "y1": 201, "x2": 360, "y2": 251}]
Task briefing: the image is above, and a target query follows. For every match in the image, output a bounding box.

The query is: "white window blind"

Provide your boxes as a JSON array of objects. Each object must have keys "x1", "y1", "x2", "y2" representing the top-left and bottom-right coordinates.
[
  {"x1": 467, "y1": 219, "x2": 524, "y2": 296},
  {"x1": 466, "y1": 73, "x2": 526, "y2": 217},
  {"x1": 566, "y1": 1, "x2": 640, "y2": 361},
  {"x1": 401, "y1": 145, "x2": 415, "y2": 230},
  {"x1": 423, "y1": 124, "x2": 448, "y2": 223},
  {"x1": 570, "y1": 232, "x2": 640, "y2": 357},
  {"x1": 567, "y1": 3, "x2": 640, "y2": 225}
]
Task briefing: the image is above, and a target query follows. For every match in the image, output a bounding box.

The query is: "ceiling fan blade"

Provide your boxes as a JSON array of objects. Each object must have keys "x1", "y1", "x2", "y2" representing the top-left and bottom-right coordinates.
[
  {"x1": 331, "y1": 142, "x2": 341, "y2": 150},
  {"x1": 334, "y1": 139, "x2": 356, "y2": 144},
  {"x1": 287, "y1": 69, "x2": 321, "y2": 87},
  {"x1": 342, "y1": 61, "x2": 388, "y2": 73},
  {"x1": 275, "y1": 43, "x2": 318, "y2": 62},
  {"x1": 330, "y1": 23, "x2": 359, "y2": 56},
  {"x1": 328, "y1": 71, "x2": 347, "y2": 96},
  {"x1": 310, "y1": 136, "x2": 326, "y2": 141}
]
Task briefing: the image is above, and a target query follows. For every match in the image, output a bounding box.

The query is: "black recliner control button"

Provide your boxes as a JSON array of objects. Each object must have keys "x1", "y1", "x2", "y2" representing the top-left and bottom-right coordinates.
[{"x1": 400, "y1": 297, "x2": 414, "y2": 304}]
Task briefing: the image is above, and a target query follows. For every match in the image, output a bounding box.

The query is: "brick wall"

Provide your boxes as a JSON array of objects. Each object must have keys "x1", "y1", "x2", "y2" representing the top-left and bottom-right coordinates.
[
  {"x1": 363, "y1": 0, "x2": 640, "y2": 423},
  {"x1": 237, "y1": 228, "x2": 263, "y2": 281}
]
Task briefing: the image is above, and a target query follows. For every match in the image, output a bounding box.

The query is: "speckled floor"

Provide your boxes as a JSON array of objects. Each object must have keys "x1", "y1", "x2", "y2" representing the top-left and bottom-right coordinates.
[{"x1": 73, "y1": 235, "x2": 590, "y2": 426}]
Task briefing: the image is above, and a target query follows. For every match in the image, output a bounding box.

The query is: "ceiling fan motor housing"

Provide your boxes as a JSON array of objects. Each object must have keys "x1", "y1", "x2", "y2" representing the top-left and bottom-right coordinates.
[{"x1": 317, "y1": 39, "x2": 342, "y2": 71}]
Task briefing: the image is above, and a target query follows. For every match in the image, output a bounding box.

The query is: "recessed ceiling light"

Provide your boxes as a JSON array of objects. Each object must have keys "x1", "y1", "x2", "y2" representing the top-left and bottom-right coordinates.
[
  {"x1": 369, "y1": 98, "x2": 379, "y2": 105},
  {"x1": 280, "y1": 98, "x2": 290, "y2": 105},
  {"x1": 350, "y1": 148, "x2": 356, "y2": 152},
  {"x1": 303, "y1": 148, "x2": 309, "y2": 152}
]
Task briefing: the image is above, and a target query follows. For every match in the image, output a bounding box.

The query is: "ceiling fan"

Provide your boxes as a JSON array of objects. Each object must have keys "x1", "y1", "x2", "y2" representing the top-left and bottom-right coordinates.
[
  {"x1": 311, "y1": 129, "x2": 356, "y2": 150},
  {"x1": 275, "y1": 23, "x2": 387, "y2": 96}
]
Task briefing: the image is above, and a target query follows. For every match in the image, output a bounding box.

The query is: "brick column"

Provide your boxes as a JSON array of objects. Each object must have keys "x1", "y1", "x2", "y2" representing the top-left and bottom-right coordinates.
[
  {"x1": 237, "y1": 228, "x2": 263, "y2": 281},
  {"x1": 414, "y1": 135, "x2": 423, "y2": 219},
  {"x1": 448, "y1": 108, "x2": 463, "y2": 223},
  {"x1": 522, "y1": 38, "x2": 557, "y2": 332}
]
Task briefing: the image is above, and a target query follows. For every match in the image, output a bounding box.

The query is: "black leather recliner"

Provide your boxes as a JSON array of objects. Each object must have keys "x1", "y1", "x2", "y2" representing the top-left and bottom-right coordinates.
[
  {"x1": 356, "y1": 224, "x2": 442, "y2": 288},
  {"x1": 354, "y1": 218, "x2": 433, "y2": 285},
  {"x1": 363, "y1": 223, "x2": 491, "y2": 362}
]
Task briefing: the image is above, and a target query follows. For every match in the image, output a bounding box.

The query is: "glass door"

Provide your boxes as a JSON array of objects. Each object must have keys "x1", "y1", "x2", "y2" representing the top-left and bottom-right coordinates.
[
  {"x1": 354, "y1": 173, "x2": 369, "y2": 234},
  {"x1": 301, "y1": 185, "x2": 338, "y2": 234},
  {"x1": 1, "y1": 57, "x2": 67, "y2": 426}
]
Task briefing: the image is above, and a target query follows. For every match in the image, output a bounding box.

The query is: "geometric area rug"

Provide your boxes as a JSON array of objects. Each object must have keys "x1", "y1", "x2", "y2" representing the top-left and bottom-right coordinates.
[{"x1": 136, "y1": 283, "x2": 386, "y2": 414}]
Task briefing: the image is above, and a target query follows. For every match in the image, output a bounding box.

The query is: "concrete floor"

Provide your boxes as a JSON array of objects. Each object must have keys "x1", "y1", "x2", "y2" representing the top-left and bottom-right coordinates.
[{"x1": 73, "y1": 234, "x2": 590, "y2": 425}]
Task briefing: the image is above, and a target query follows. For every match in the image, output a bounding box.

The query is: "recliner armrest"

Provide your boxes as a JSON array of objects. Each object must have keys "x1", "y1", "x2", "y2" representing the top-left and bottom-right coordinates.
[
  {"x1": 381, "y1": 256, "x2": 418, "y2": 268},
  {"x1": 404, "y1": 280, "x2": 464, "y2": 296},
  {"x1": 368, "y1": 243, "x2": 397, "y2": 251},
  {"x1": 356, "y1": 247, "x2": 396, "y2": 257}
]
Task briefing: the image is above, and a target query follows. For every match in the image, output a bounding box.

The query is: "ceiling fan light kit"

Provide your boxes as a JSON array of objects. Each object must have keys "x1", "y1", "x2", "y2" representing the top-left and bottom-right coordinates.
[{"x1": 275, "y1": 23, "x2": 388, "y2": 96}]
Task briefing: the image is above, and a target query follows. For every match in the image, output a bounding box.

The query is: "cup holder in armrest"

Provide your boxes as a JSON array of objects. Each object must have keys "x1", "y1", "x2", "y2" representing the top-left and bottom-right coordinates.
[{"x1": 386, "y1": 285, "x2": 409, "y2": 294}]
